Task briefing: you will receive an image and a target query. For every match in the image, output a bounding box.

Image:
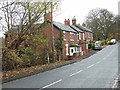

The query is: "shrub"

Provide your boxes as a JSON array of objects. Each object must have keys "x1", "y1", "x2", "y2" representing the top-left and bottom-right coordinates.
[
  {"x1": 88, "y1": 43, "x2": 94, "y2": 49},
  {"x1": 2, "y1": 49, "x2": 23, "y2": 71},
  {"x1": 101, "y1": 40, "x2": 105, "y2": 46},
  {"x1": 21, "y1": 46, "x2": 48, "y2": 66}
]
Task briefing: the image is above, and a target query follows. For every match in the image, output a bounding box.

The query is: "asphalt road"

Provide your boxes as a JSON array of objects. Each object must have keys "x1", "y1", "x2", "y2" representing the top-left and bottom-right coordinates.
[{"x1": 3, "y1": 43, "x2": 118, "y2": 89}]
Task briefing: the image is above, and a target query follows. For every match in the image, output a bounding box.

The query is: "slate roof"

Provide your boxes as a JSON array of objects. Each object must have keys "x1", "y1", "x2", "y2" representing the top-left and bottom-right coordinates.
[
  {"x1": 70, "y1": 25, "x2": 83, "y2": 33},
  {"x1": 52, "y1": 21, "x2": 77, "y2": 33},
  {"x1": 75, "y1": 24, "x2": 92, "y2": 33}
]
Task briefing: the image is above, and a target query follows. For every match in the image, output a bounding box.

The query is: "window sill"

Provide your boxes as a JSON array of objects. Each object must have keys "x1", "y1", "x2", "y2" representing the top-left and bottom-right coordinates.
[
  {"x1": 64, "y1": 39, "x2": 67, "y2": 41},
  {"x1": 70, "y1": 39, "x2": 74, "y2": 41},
  {"x1": 66, "y1": 54, "x2": 69, "y2": 56}
]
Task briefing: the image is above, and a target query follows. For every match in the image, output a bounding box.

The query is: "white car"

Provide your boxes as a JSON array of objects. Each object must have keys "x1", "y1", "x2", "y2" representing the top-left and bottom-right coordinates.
[
  {"x1": 109, "y1": 39, "x2": 116, "y2": 45},
  {"x1": 93, "y1": 41, "x2": 102, "y2": 50}
]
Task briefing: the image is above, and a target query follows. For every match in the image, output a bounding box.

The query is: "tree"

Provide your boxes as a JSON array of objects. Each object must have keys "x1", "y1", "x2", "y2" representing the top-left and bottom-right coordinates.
[
  {"x1": 55, "y1": 30, "x2": 63, "y2": 61},
  {"x1": 85, "y1": 8, "x2": 115, "y2": 40},
  {"x1": 1, "y1": 0, "x2": 61, "y2": 49},
  {"x1": 1, "y1": 0, "x2": 62, "y2": 70},
  {"x1": 108, "y1": 15, "x2": 120, "y2": 40}
]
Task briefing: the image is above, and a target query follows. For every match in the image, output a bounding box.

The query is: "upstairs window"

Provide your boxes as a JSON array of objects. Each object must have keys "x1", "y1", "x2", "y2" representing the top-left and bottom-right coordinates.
[
  {"x1": 83, "y1": 33, "x2": 85, "y2": 40},
  {"x1": 63, "y1": 31, "x2": 66, "y2": 41},
  {"x1": 70, "y1": 32, "x2": 74, "y2": 41},
  {"x1": 88, "y1": 32, "x2": 90, "y2": 38},
  {"x1": 77, "y1": 33, "x2": 81, "y2": 40},
  {"x1": 79, "y1": 33, "x2": 81, "y2": 40},
  {"x1": 77, "y1": 34, "x2": 79, "y2": 41}
]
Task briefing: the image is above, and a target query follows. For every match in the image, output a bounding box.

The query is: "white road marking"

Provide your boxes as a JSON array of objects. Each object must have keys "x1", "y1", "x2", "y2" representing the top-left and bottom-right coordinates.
[
  {"x1": 96, "y1": 61, "x2": 101, "y2": 64},
  {"x1": 103, "y1": 50, "x2": 114, "y2": 60},
  {"x1": 87, "y1": 64, "x2": 94, "y2": 69},
  {"x1": 70, "y1": 70, "x2": 83, "y2": 77},
  {"x1": 42, "y1": 79, "x2": 62, "y2": 88}
]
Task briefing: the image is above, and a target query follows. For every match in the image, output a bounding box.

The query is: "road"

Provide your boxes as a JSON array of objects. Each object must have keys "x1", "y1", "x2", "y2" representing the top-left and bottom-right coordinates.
[{"x1": 3, "y1": 44, "x2": 118, "y2": 89}]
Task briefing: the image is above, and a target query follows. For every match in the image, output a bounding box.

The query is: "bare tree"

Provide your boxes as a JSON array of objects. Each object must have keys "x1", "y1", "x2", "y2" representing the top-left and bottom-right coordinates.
[
  {"x1": 1, "y1": 0, "x2": 61, "y2": 49},
  {"x1": 85, "y1": 8, "x2": 115, "y2": 40}
]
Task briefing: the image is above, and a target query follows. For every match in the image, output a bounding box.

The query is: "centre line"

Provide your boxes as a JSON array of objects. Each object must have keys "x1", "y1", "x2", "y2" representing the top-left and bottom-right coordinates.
[
  {"x1": 87, "y1": 64, "x2": 94, "y2": 68},
  {"x1": 96, "y1": 61, "x2": 101, "y2": 64},
  {"x1": 42, "y1": 79, "x2": 62, "y2": 88},
  {"x1": 70, "y1": 70, "x2": 83, "y2": 77}
]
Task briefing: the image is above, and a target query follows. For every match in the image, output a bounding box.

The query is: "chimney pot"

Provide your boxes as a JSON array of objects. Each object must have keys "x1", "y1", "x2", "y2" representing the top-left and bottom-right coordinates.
[
  {"x1": 72, "y1": 16, "x2": 76, "y2": 25},
  {"x1": 64, "y1": 19, "x2": 70, "y2": 25}
]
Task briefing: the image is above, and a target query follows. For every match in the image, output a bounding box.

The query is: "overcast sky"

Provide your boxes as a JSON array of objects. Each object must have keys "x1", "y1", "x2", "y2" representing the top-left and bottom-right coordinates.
[
  {"x1": 0, "y1": 0, "x2": 119, "y2": 37},
  {"x1": 54, "y1": 0, "x2": 119, "y2": 24}
]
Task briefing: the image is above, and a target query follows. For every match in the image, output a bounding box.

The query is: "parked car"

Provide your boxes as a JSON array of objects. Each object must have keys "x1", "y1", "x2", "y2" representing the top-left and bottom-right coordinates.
[
  {"x1": 109, "y1": 39, "x2": 117, "y2": 45},
  {"x1": 93, "y1": 41, "x2": 102, "y2": 50}
]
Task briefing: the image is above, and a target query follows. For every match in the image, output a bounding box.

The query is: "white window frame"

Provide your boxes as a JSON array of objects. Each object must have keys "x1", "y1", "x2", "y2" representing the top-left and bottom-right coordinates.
[
  {"x1": 86, "y1": 41, "x2": 88, "y2": 49},
  {"x1": 63, "y1": 31, "x2": 66, "y2": 41},
  {"x1": 66, "y1": 44, "x2": 69, "y2": 55},
  {"x1": 70, "y1": 47, "x2": 74, "y2": 56},
  {"x1": 74, "y1": 47, "x2": 77, "y2": 53},
  {"x1": 79, "y1": 46, "x2": 82, "y2": 52},
  {"x1": 79, "y1": 33, "x2": 81, "y2": 40},
  {"x1": 83, "y1": 33, "x2": 85, "y2": 40},
  {"x1": 70, "y1": 32, "x2": 74, "y2": 41}
]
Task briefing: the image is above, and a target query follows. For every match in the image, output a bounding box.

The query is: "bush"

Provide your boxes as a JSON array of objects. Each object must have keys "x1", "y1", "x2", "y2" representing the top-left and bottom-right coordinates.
[
  {"x1": 101, "y1": 39, "x2": 111, "y2": 46},
  {"x1": 88, "y1": 43, "x2": 94, "y2": 49},
  {"x1": 21, "y1": 46, "x2": 48, "y2": 66},
  {"x1": 2, "y1": 49, "x2": 23, "y2": 71},
  {"x1": 2, "y1": 46, "x2": 50, "y2": 71},
  {"x1": 101, "y1": 40, "x2": 106, "y2": 46}
]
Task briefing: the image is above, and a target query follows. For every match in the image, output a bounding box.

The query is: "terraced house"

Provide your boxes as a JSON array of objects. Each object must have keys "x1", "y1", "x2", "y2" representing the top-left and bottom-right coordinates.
[{"x1": 41, "y1": 12, "x2": 93, "y2": 60}]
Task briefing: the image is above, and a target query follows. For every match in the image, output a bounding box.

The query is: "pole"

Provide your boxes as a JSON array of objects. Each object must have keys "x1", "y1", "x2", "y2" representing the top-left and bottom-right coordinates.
[{"x1": 51, "y1": 2, "x2": 55, "y2": 60}]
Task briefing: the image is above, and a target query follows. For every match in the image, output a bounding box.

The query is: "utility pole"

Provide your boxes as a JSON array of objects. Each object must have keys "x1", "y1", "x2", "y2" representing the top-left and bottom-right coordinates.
[
  {"x1": 51, "y1": 2, "x2": 55, "y2": 60},
  {"x1": 7, "y1": 0, "x2": 10, "y2": 31}
]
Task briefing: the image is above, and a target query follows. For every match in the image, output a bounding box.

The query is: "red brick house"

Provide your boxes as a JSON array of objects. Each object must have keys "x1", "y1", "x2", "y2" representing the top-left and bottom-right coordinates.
[
  {"x1": 42, "y1": 13, "x2": 82, "y2": 60},
  {"x1": 42, "y1": 13, "x2": 93, "y2": 60},
  {"x1": 75, "y1": 24, "x2": 93, "y2": 42},
  {"x1": 75, "y1": 24, "x2": 93, "y2": 53},
  {"x1": 64, "y1": 18, "x2": 86, "y2": 56},
  {"x1": 69, "y1": 17, "x2": 93, "y2": 54}
]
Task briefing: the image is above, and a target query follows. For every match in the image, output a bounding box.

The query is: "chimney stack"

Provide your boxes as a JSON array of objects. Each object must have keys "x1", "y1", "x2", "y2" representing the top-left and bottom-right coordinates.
[
  {"x1": 64, "y1": 19, "x2": 70, "y2": 25},
  {"x1": 67, "y1": 19, "x2": 70, "y2": 25},
  {"x1": 72, "y1": 16, "x2": 76, "y2": 25},
  {"x1": 44, "y1": 12, "x2": 52, "y2": 22}
]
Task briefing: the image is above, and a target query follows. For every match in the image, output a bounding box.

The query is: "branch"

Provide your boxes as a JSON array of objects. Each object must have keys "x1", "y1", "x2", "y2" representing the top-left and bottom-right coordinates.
[
  {"x1": 9, "y1": 2, "x2": 51, "y2": 49},
  {"x1": 0, "y1": 1, "x2": 15, "y2": 10}
]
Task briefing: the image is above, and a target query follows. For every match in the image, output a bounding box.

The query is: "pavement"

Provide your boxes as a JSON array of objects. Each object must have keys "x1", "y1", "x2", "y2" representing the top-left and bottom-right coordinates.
[
  {"x1": 112, "y1": 42, "x2": 120, "y2": 88},
  {"x1": 2, "y1": 44, "x2": 118, "y2": 89}
]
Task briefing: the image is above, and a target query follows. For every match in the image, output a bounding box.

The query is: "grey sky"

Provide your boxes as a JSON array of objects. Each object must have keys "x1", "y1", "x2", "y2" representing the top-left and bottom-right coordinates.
[
  {"x1": 0, "y1": 0, "x2": 119, "y2": 37},
  {"x1": 54, "y1": 0, "x2": 119, "y2": 24}
]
